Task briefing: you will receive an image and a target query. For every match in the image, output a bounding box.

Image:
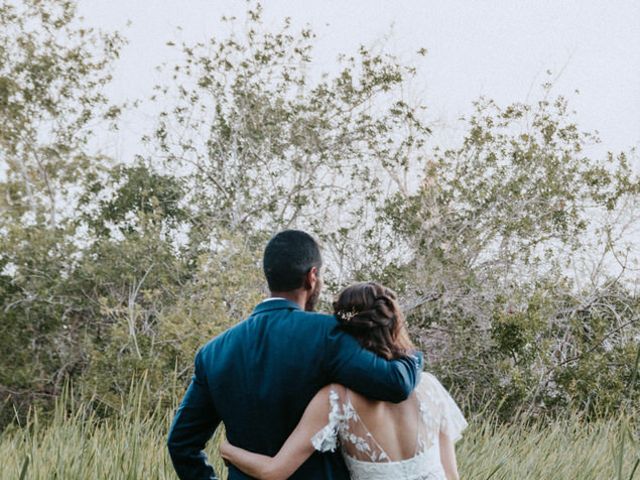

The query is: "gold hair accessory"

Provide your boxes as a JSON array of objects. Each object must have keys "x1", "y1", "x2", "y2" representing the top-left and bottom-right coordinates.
[{"x1": 336, "y1": 310, "x2": 357, "y2": 322}]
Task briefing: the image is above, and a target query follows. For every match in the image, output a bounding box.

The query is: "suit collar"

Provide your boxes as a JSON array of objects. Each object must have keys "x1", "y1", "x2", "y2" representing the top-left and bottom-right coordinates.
[{"x1": 251, "y1": 298, "x2": 302, "y2": 315}]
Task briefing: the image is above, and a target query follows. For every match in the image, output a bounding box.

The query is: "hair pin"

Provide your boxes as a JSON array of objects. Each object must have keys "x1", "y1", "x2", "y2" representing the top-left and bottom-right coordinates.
[{"x1": 337, "y1": 310, "x2": 357, "y2": 322}]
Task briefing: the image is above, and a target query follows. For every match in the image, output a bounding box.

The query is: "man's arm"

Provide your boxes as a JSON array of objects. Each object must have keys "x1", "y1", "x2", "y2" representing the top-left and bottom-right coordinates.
[
  {"x1": 168, "y1": 348, "x2": 220, "y2": 480},
  {"x1": 324, "y1": 326, "x2": 423, "y2": 403}
]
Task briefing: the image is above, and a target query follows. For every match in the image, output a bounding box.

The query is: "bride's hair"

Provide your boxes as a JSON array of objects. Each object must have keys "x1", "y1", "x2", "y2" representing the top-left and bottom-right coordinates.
[{"x1": 333, "y1": 282, "x2": 414, "y2": 360}]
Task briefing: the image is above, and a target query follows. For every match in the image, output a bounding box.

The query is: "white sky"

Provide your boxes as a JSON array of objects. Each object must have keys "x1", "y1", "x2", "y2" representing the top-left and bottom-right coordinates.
[{"x1": 79, "y1": 0, "x2": 640, "y2": 161}]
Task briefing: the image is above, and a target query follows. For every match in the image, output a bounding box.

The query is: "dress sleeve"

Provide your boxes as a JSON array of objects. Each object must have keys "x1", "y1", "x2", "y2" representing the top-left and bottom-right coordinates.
[
  {"x1": 310, "y1": 389, "x2": 343, "y2": 452},
  {"x1": 421, "y1": 372, "x2": 468, "y2": 443}
]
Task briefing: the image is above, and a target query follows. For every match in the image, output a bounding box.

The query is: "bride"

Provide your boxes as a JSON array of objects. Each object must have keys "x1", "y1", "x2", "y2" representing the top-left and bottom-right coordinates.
[{"x1": 220, "y1": 282, "x2": 467, "y2": 480}]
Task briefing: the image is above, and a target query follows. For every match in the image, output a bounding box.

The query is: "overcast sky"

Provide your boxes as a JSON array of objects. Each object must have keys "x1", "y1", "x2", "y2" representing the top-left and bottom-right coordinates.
[{"x1": 78, "y1": 0, "x2": 640, "y2": 161}]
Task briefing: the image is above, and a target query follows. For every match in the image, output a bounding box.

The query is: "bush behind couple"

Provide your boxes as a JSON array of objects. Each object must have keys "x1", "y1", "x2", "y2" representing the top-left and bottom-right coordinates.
[{"x1": 168, "y1": 230, "x2": 466, "y2": 480}]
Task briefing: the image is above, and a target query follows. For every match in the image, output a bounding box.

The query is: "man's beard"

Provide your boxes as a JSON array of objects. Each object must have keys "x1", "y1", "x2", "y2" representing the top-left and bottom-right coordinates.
[{"x1": 305, "y1": 281, "x2": 322, "y2": 312}]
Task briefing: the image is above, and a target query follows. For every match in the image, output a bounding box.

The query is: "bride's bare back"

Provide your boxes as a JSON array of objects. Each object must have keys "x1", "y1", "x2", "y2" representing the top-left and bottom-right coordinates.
[{"x1": 343, "y1": 388, "x2": 422, "y2": 461}]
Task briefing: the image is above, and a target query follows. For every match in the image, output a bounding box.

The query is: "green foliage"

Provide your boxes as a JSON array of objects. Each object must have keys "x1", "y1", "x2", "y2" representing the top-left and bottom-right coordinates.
[
  {"x1": 147, "y1": 2, "x2": 430, "y2": 251},
  {"x1": 0, "y1": 0, "x2": 125, "y2": 423},
  {"x1": 79, "y1": 230, "x2": 264, "y2": 411},
  {"x1": 83, "y1": 164, "x2": 188, "y2": 236},
  {"x1": 0, "y1": 0, "x2": 123, "y2": 226},
  {"x1": 0, "y1": 0, "x2": 638, "y2": 432},
  {"x1": 375, "y1": 88, "x2": 640, "y2": 419}
]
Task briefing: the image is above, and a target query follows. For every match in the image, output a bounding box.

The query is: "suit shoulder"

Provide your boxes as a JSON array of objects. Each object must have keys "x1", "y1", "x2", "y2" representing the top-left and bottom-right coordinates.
[
  {"x1": 198, "y1": 319, "x2": 247, "y2": 354},
  {"x1": 293, "y1": 310, "x2": 339, "y2": 328}
]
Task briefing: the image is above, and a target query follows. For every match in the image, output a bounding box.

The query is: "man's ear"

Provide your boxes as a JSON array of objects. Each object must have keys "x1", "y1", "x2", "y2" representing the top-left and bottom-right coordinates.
[{"x1": 305, "y1": 266, "x2": 318, "y2": 290}]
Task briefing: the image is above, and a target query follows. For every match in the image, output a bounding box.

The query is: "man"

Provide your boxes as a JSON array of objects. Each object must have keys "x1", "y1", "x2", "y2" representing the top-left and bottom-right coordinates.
[{"x1": 168, "y1": 230, "x2": 423, "y2": 479}]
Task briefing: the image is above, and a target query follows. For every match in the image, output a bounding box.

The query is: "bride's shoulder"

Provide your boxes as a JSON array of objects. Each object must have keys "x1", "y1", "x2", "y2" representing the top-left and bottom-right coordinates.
[
  {"x1": 419, "y1": 370, "x2": 441, "y2": 385},
  {"x1": 417, "y1": 372, "x2": 468, "y2": 441},
  {"x1": 314, "y1": 384, "x2": 347, "y2": 404},
  {"x1": 417, "y1": 371, "x2": 450, "y2": 394}
]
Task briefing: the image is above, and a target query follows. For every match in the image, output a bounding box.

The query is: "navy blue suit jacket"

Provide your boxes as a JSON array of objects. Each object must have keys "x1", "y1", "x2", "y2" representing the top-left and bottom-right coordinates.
[{"x1": 167, "y1": 298, "x2": 423, "y2": 479}]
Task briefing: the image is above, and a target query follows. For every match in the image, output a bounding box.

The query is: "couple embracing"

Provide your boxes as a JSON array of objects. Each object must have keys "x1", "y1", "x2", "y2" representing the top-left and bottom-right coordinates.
[{"x1": 168, "y1": 230, "x2": 467, "y2": 480}]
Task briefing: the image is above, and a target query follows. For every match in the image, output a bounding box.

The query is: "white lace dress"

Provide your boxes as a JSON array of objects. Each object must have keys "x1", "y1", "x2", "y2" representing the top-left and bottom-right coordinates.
[{"x1": 311, "y1": 372, "x2": 468, "y2": 480}]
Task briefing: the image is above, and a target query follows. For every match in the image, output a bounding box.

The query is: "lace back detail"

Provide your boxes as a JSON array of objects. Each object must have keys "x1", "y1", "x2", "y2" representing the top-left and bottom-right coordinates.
[
  {"x1": 311, "y1": 373, "x2": 468, "y2": 480},
  {"x1": 310, "y1": 386, "x2": 392, "y2": 462},
  {"x1": 340, "y1": 390, "x2": 390, "y2": 463}
]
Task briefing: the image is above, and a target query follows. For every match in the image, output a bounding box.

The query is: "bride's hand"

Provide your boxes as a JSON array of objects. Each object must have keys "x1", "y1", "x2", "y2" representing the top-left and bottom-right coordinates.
[{"x1": 219, "y1": 440, "x2": 233, "y2": 464}]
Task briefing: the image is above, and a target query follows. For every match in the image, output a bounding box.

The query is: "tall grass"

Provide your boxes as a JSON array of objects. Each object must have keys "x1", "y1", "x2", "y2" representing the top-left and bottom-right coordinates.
[
  {"x1": 1, "y1": 382, "x2": 638, "y2": 479},
  {"x1": 457, "y1": 413, "x2": 638, "y2": 479}
]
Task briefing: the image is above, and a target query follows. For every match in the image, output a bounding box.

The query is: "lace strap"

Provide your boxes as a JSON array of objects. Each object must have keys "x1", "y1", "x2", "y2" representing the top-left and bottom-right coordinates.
[
  {"x1": 310, "y1": 389, "x2": 343, "y2": 452},
  {"x1": 343, "y1": 388, "x2": 391, "y2": 463}
]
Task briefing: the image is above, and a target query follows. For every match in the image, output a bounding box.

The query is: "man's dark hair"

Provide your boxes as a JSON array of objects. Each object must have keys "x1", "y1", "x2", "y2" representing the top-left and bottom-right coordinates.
[{"x1": 263, "y1": 230, "x2": 322, "y2": 292}]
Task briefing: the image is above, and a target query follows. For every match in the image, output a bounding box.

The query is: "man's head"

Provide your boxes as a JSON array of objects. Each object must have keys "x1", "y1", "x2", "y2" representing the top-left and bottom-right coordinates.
[{"x1": 263, "y1": 230, "x2": 323, "y2": 311}]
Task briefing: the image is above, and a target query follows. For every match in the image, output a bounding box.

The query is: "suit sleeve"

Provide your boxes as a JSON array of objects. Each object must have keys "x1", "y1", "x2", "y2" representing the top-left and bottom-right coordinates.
[
  {"x1": 167, "y1": 348, "x2": 220, "y2": 480},
  {"x1": 324, "y1": 325, "x2": 423, "y2": 403}
]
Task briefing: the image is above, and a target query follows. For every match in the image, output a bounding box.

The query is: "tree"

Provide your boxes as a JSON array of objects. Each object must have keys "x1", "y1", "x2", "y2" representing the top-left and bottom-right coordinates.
[
  {"x1": 1, "y1": 0, "x2": 637, "y2": 424},
  {"x1": 377, "y1": 84, "x2": 640, "y2": 417},
  {"x1": 0, "y1": 0, "x2": 123, "y2": 419},
  {"x1": 146, "y1": 3, "x2": 431, "y2": 287}
]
